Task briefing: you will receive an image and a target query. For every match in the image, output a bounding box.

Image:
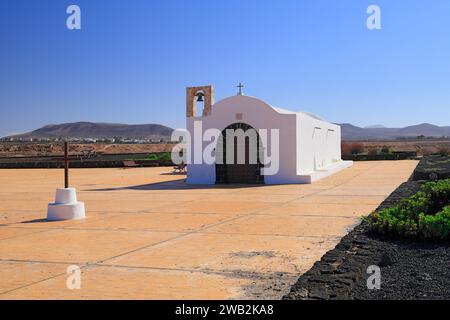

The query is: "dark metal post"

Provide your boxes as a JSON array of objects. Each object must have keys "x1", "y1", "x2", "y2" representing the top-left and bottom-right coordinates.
[{"x1": 64, "y1": 141, "x2": 69, "y2": 188}]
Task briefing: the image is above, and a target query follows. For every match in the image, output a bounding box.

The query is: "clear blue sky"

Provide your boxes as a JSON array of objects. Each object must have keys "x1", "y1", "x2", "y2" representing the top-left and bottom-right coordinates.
[{"x1": 1, "y1": 0, "x2": 450, "y2": 136}]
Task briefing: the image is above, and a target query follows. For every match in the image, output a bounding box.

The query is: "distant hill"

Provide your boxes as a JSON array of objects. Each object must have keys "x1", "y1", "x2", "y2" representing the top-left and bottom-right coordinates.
[
  {"x1": 364, "y1": 124, "x2": 386, "y2": 129},
  {"x1": 4, "y1": 122, "x2": 174, "y2": 140},
  {"x1": 4, "y1": 121, "x2": 450, "y2": 142},
  {"x1": 339, "y1": 123, "x2": 450, "y2": 140}
]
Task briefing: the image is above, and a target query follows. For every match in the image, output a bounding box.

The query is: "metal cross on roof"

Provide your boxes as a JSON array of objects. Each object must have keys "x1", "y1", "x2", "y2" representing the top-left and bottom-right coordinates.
[{"x1": 236, "y1": 82, "x2": 244, "y2": 96}]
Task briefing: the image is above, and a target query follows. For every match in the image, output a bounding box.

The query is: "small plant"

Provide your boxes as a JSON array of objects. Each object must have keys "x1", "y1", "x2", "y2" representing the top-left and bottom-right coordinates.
[
  {"x1": 381, "y1": 145, "x2": 391, "y2": 154},
  {"x1": 419, "y1": 206, "x2": 450, "y2": 239},
  {"x1": 368, "y1": 148, "x2": 378, "y2": 156},
  {"x1": 366, "y1": 179, "x2": 450, "y2": 239},
  {"x1": 147, "y1": 152, "x2": 171, "y2": 161},
  {"x1": 437, "y1": 147, "x2": 450, "y2": 156}
]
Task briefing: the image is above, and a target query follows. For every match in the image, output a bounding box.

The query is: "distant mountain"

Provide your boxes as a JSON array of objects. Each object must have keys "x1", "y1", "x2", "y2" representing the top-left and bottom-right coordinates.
[
  {"x1": 4, "y1": 122, "x2": 174, "y2": 140},
  {"x1": 4, "y1": 121, "x2": 450, "y2": 142},
  {"x1": 364, "y1": 124, "x2": 386, "y2": 129},
  {"x1": 339, "y1": 123, "x2": 450, "y2": 140}
]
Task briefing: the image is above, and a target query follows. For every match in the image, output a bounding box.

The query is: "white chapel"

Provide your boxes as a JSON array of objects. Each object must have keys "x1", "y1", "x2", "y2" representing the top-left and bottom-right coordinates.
[{"x1": 184, "y1": 85, "x2": 352, "y2": 184}]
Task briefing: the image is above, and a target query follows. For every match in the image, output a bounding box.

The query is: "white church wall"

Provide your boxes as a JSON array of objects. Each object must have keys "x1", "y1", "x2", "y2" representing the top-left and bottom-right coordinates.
[
  {"x1": 186, "y1": 117, "x2": 216, "y2": 184},
  {"x1": 187, "y1": 96, "x2": 298, "y2": 184},
  {"x1": 296, "y1": 113, "x2": 343, "y2": 175},
  {"x1": 186, "y1": 94, "x2": 350, "y2": 185}
]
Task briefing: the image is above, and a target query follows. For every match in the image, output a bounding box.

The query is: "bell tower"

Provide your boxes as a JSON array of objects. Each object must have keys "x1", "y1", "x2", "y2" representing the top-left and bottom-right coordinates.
[{"x1": 186, "y1": 85, "x2": 214, "y2": 117}]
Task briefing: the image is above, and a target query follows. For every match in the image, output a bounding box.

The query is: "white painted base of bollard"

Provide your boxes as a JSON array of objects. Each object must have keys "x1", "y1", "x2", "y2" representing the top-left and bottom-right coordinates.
[
  {"x1": 47, "y1": 188, "x2": 86, "y2": 221},
  {"x1": 47, "y1": 202, "x2": 85, "y2": 221}
]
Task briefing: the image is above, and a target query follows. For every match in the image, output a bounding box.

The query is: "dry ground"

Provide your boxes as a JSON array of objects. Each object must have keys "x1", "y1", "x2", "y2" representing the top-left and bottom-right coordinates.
[
  {"x1": 0, "y1": 143, "x2": 173, "y2": 157},
  {"x1": 3, "y1": 139, "x2": 449, "y2": 158},
  {"x1": 0, "y1": 161, "x2": 417, "y2": 299},
  {"x1": 354, "y1": 140, "x2": 450, "y2": 155}
]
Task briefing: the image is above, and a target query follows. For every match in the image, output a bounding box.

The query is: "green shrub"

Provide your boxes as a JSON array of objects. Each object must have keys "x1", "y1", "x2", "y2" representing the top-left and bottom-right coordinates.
[
  {"x1": 366, "y1": 179, "x2": 450, "y2": 239},
  {"x1": 419, "y1": 206, "x2": 450, "y2": 239},
  {"x1": 147, "y1": 152, "x2": 171, "y2": 161}
]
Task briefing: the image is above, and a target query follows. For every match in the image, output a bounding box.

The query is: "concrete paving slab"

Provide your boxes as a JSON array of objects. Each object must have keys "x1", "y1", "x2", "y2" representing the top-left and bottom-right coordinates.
[
  {"x1": 0, "y1": 226, "x2": 47, "y2": 241},
  {"x1": 66, "y1": 212, "x2": 235, "y2": 233},
  {"x1": 256, "y1": 203, "x2": 377, "y2": 218},
  {"x1": 202, "y1": 215, "x2": 358, "y2": 238},
  {"x1": 290, "y1": 195, "x2": 388, "y2": 205},
  {"x1": 104, "y1": 232, "x2": 338, "y2": 275},
  {"x1": 0, "y1": 265, "x2": 254, "y2": 300},
  {"x1": 0, "y1": 228, "x2": 180, "y2": 264},
  {"x1": 158, "y1": 200, "x2": 271, "y2": 215},
  {"x1": 0, "y1": 261, "x2": 68, "y2": 295}
]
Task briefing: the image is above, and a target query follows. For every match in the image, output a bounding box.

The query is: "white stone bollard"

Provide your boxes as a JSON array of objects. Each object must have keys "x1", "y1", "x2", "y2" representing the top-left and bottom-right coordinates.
[{"x1": 47, "y1": 188, "x2": 86, "y2": 221}]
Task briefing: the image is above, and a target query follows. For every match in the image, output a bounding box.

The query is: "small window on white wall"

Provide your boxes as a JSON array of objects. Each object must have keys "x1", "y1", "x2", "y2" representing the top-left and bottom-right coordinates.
[
  {"x1": 326, "y1": 129, "x2": 336, "y2": 165},
  {"x1": 312, "y1": 127, "x2": 321, "y2": 139},
  {"x1": 313, "y1": 127, "x2": 323, "y2": 170}
]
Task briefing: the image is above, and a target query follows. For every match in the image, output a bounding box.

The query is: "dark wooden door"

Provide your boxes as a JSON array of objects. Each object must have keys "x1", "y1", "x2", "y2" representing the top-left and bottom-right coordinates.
[
  {"x1": 226, "y1": 135, "x2": 259, "y2": 183},
  {"x1": 215, "y1": 123, "x2": 264, "y2": 184}
]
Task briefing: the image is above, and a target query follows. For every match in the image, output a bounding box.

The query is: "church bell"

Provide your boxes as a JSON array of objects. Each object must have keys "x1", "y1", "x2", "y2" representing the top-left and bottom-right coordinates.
[{"x1": 196, "y1": 93, "x2": 204, "y2": 102}]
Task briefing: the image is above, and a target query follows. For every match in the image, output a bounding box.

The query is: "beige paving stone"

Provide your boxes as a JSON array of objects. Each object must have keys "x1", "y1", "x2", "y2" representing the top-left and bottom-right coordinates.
[
  {"x1": 203, "y1": 215, "x2": 359, "y2": 238},
  {"x1": 207, "y1": 193, "x2": 305, "y2": 203},
  {"x1": 291, "y1": 195, "x2": 387, "y2": 205},
  {"x1": 0, "y1": 261, "x2": 67, "y2": 295},
  {"x1": 105, "y1": 233, "x2": 338, "y2": 275},
  {"x1": 78, "y1": 191, "x2": 208, "y2": 202},
  {"x1": 81, "y1": 199, "x2": 176, "y2": 213},
  {"x1": 231, "y1": 186, "x2": 326, "y2": 196},
  {"x1": 0, "y1": 210, "x2": 44, "y2": 225},
  {"x1": 317, "y1": 186, "x2": 401, "y2": 196},
  {"x1": 157, "y1": 200, "x2": 271, "y2": 215},
  {"x1": 0, "y1": 200, "x2": 49, "y2": 213},
  {"x1": 0, "y1": 265, "x2": 252, "y2": 300},
  {"x1": 67, "y1": 212, "x2": 235, "y2": 232},
  {"x1": 0, "y1": 226, "x2": 47, "y2": 241},
  {"x1": 0, "y1": 192, "x2": 54, "y2": 202},
  {"x1": 257, "y1": 203, "x2": 377, "y2": 218},
  {"x1": 3, "y1": 210, "x2": 126, "y2": 228},
  {"x1": 0, "y1": 228, "x2": 179, "y2": 264}
]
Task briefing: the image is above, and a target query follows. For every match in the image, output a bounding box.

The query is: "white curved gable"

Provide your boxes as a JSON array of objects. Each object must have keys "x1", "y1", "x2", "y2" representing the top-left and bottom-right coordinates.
[
  {"x1": 211, "y1": 95, "x2": 277, "y2": 116},
  {"x1": 212, "y1": 95, "x2": 324, "y2": 122}
]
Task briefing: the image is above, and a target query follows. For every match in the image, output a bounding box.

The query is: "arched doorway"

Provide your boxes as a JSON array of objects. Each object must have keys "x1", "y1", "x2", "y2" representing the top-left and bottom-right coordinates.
[{"x1": 215, "y1": 123, "x2": 264, "y2": 184}]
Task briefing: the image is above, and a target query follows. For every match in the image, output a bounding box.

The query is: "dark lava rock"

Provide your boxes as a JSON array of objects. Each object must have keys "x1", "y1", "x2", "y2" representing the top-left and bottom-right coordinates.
[
  {"x1": 413, "y1": 155, "x2": 450, "y2": 181},
  {"x1": 378, "y1": 248, "x2": 399, "y2": 267}
]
